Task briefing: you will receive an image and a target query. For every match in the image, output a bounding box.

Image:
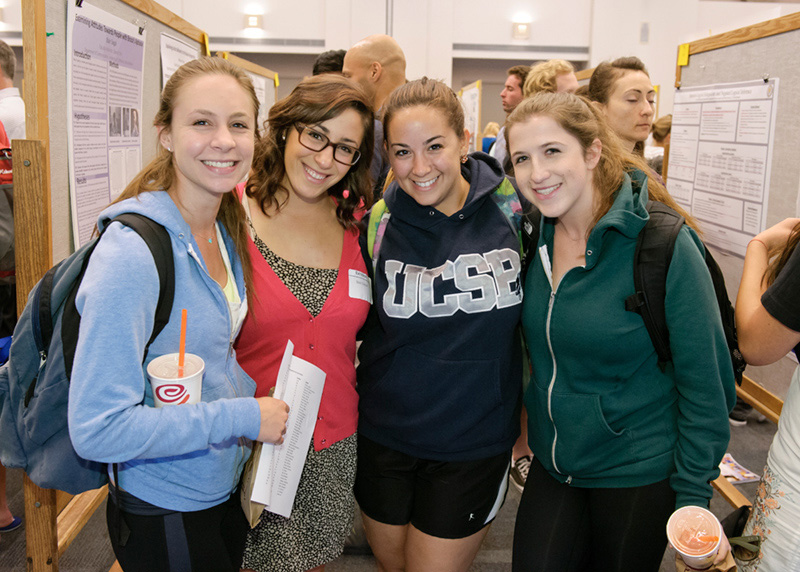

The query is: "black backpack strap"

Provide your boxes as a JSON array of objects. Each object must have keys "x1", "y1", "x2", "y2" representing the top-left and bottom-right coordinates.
[
  {"x1": 61, "y1": 213, "x2": 175, "y2": 377},
  {"x1": 624, "y1": 200, "x2": 684, "y2": 371},
  {"x1": 520, "y1": 206, "x2": 541, "y2": 283},
  {"x1": 703, "y1": 246, "x2": 746, "y2": 384}
]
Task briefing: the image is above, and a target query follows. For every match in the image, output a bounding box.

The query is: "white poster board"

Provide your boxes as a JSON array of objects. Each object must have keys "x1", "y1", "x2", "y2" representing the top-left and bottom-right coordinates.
[
  {"x1": 160, "y1": 33, "x2": 200, "y2": 88},
  {"x1": 67, "y1": 1, "x2": 145, "y2": 248},
  {"x1": 667, "y1": 79, "x2": 779, "y2": 257},
  {"x1": 459, "y1": 80, "x2": 481, "y2": 154}
]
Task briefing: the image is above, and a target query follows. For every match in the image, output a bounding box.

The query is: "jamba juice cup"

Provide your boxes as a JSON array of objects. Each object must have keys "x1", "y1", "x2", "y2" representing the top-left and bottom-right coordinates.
[
  {"x1": 666, "y1": 505, "x2": 722, "y2": 570},
  {"x1": 147, "y1": 353, "x2": 204, "y2": 408}
]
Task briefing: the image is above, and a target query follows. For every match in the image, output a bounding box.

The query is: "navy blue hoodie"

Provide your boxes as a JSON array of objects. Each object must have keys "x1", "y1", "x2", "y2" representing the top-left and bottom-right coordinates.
[{"x1": 357, "y1": 153, "x2": 523, "y2": 461}]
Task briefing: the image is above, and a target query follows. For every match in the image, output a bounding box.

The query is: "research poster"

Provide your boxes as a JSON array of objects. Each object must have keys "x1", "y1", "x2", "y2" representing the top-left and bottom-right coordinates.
[
  {"x1": 668, "y1": 79, "x2": 779, "y2": 257},
  {"x1": 160, "y1": 33, "x2": 199, "y2": 87},
  {"x1": 459, "y1": 81, "x2": 481, "y2": 153},
  {"x1": 67, "y1": 1, "x2": 145, "y2": 248},
  {"x1": 244, "y1": 71, "x2": 270, "y2": 135}
]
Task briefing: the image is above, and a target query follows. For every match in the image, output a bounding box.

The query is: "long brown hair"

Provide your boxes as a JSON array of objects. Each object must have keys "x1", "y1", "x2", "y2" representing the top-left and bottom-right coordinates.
[
  {"x1": 505, "y1": 91, "x2": 698, "y2": 233},
  {"x1": 246, "y1": 74, "x2": 374, "y2": 229},
  {"x1": 382, "y1": 77, "x2": 466, "y2": 143},
  {"x1": 764, "y1": 221, "x2": 800, "y2": 286},
  {"x1": 586, "y1": 56, "x2": 651, "y2": 157},
  {"x1": 110, "y1": 56, "x2": 257, "y2": 302}
]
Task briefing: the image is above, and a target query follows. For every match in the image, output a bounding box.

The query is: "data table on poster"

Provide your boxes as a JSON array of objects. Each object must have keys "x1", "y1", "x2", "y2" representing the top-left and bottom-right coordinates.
[{"x1": 667, "y1": 79, "x2": 778, "y2": 257}]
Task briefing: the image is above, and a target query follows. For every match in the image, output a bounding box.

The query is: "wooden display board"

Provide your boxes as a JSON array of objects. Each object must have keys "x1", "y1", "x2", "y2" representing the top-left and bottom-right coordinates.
[
  {"x1": 672, "y1": 11, "x2": 800, "y2": 398},
  {"x1": 18, "y1": 0, "x2": 205, "y2": 570}
]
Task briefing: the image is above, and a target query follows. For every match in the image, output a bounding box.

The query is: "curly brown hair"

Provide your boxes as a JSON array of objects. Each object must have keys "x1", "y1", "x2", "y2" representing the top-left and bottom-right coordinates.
[{"x1": 246, "y1": 75, "x2": 374, "y2": 229}]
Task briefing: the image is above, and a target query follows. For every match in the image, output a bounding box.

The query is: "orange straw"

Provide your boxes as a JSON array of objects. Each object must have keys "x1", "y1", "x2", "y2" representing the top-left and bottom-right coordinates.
[
  {"x1": 697, "y1": 536, "x2": 719, "y2": 543},
  {"x1": 178, "y1": 309, "x2": 187, "y2": 377}
]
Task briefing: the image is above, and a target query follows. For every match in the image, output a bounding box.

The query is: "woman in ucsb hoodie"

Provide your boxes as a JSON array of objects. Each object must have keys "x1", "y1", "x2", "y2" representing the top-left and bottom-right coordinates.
[
  {"x1": 356, "y1": 77, "x2": 524, "y2": 571},
  {"x1": 68, "y1": 58, "x2": 289, "y2": 572},
  {"x1": 506, "y1": 91, "x2": 736, "y2": 571}
]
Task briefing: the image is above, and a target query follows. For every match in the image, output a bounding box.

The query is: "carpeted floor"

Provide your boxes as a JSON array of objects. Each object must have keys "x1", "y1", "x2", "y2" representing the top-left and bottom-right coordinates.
[{"x1": 0, "y1": 408, "x2": 777, "y2": 571}]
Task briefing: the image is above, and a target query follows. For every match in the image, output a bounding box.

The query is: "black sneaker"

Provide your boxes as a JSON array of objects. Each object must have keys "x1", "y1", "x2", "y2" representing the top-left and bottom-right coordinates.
[
  {"x1": 729, "y1": 400, "x2": 753, "y2": 426},
  {"x1": 510, "y1": 455, "x2": 532, "y2": 493}
]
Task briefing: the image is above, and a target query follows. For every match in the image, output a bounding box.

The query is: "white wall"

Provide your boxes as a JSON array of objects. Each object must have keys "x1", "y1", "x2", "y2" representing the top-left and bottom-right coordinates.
[
  {"x1": 5, "y1": 0, "x2": 799, "y2": 125},
  {"x1": 590, "y1": 0, "x2": 800, "y2": 115}
]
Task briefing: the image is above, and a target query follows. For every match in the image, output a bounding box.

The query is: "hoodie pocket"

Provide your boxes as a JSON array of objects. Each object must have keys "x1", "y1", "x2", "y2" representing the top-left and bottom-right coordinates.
[
  {"x1": 549, "y1": 392, "x2": 633, "y2": 476},
  {"x1": 361, "y1": 346, "x2": 504, "y2": 452}
]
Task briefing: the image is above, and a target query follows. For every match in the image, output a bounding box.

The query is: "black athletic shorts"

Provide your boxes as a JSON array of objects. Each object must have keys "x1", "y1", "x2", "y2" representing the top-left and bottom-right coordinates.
[{"x1": 354, "y1": 434, "x2": 510, "y2": 539}]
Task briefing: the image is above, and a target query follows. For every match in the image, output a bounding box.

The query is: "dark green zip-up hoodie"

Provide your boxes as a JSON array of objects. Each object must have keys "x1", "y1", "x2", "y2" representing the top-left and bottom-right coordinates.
[{"x1": 522, "y1": 170, "x2": 736, "y2": 509}]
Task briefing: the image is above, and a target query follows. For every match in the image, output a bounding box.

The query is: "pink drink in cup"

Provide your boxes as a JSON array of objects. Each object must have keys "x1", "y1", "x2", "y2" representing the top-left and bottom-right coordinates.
[
  {"x1": 147, "y1": 353, "x2": 204, "y2": 407},
  {"x1": 666, "y1": 505, "x2": 722, "y2": 570}
]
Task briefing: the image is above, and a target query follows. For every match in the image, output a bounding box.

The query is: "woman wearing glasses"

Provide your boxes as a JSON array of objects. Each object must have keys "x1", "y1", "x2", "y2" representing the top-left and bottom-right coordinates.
[{"x1": 235, "y1": 75, "x2": 374, "y2": 572}]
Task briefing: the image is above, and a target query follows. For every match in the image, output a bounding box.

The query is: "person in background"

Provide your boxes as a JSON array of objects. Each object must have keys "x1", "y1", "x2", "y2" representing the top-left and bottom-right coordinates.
[
  {"x1": 506, "y1": 92, "x2": 734, "y2": 571},
  {"x1": 489, "y1": 64, "x2": 529, "y2": 170},
  {"x1": 522, "y1": 59, "x2": 580, "y2": 98},
  {"x1": 0, "y1": 40, "x2": 24, "y2": 140},
  {"x1": 356, "y1": 77, "x2": 523, "y2": 572},
  {"x1": 0, "y1": 107, "x2": 21, "y2": 543},
  {"x1": 343, "y1": 34, "x2": 406, "y2": 192},
  {"x1": 312, "y1": 49, "x2": 346, "y2": 76},
  {"x1": 735, "y1": 218, "x2": 800, "y2": 571},
  {"x1": 482, "y1": 120, "x2": 500, "y2": 153},
  {"x1": 67, "y1": 57, "x2": 289, "y2": 572},
  {"x1": 236, "y1": 74, "x2": 374, "y2": 572},
  {"x1": 645, "y1": 114, "x2": 671, "y2": 176},
  {"x1": 586, "y1": 56, "x2": 655, "y2": 157}
]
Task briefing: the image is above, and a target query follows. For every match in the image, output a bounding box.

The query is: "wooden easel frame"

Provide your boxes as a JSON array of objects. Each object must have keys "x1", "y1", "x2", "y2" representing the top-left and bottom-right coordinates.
[
  {"x1": 675, "y1": 11, "x2": 800, "y2": 88},
  {"x1": 18, "y1": 0, "x2": 204, "y2": 569}
]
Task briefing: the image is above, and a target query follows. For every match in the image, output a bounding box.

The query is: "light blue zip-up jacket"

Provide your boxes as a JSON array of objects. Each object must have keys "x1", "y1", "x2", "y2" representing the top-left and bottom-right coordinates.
[{"x1": 68, "y1": 191, "x2": 262, "y2": 512}]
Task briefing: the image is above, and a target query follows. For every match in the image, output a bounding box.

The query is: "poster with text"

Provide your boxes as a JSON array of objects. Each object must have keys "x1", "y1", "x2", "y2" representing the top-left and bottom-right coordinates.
[
  {"x1": 160, "y1": 33, "x2": 199, "y2": 88},
  {"x1": 67, "y1": 1, "x2": 145, "y2": 248},
  {"x1": 668, "y1": 79, "x2": 779, "y2": 257},
  {"x1": 459, "y1": 81, "x2": 481, "y2": 154}
]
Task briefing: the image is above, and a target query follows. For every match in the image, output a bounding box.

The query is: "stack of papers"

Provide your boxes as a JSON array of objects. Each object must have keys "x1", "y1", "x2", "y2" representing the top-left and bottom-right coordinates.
[{"x1": 719, "y1": 453, "x2": 760, "y2": 484}]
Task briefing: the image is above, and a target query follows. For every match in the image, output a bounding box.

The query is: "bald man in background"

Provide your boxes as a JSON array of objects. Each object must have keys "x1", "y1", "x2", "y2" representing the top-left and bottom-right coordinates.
[{"x1": 343, "y1": 34, "x2": 406, "y2": 191}]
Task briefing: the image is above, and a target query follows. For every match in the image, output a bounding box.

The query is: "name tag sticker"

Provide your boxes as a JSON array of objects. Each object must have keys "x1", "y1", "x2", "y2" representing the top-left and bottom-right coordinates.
[{"x1": 349, "y1": 269, "x2": 372, "y2": 303}]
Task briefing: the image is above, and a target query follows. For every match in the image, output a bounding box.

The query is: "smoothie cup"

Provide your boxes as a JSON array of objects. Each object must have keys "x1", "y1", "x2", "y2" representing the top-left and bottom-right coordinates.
[
  {"x1": 666, "y1": 505, "x2": 722, "y2": 570},
  {"x1": 147, "y1": 353, "x2": 204, "y2": 407}
]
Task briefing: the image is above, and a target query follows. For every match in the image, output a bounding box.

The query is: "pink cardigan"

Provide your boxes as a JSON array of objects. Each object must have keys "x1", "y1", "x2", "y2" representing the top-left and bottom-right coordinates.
[{"x1": 234, "y1": 217, "x2": 370, "y2": 451}]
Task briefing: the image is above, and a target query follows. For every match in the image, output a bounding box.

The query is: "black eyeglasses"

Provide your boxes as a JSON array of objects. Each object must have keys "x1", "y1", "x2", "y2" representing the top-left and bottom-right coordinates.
[{"x1": 294, "y1": 124, "x2": 361, "y2": 166}]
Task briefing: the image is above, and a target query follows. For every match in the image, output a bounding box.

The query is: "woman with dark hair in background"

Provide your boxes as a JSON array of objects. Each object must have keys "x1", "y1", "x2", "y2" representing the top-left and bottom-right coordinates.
[{"x1": 586, "y1": 56, "x2": 655, "y2": 157}]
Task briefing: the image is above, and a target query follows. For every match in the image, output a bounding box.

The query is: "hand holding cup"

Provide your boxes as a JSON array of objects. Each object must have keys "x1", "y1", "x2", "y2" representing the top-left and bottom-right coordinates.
[{"x1": 255, "y1": 397, "x2": 289, "y2": 444}]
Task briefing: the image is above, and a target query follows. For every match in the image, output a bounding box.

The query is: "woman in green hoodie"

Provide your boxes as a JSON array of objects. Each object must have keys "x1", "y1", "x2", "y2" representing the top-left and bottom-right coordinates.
[{"x1": 505, "y1": 92, "x2": 735, "y2": 571}]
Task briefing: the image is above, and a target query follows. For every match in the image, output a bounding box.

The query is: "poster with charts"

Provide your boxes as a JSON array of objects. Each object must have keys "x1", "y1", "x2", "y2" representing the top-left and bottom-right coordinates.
[
  {"x1": 667, "y1": 79, "x2": 779, "y2": 257},
  {"x1": 67, "y1": 1, "x2": 145, "y2": 249}
]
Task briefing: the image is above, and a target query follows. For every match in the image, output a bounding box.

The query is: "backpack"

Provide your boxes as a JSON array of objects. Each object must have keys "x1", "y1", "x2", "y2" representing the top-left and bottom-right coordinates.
[
  {"x1": 367, "y1": 177, "x2": 523, "y2": 266},
  {"x1": 520, "y1": 201, "x2": 746, "y2": 384},
  {"x1": 0, "y1": 213, "x2": 174, "y2": 494}
]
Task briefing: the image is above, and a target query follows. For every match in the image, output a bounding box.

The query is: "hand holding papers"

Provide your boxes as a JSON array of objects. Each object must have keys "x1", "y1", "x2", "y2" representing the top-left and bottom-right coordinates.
[{"x1": 243, "y1": 341, "x2": 325, "y2": 523}]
